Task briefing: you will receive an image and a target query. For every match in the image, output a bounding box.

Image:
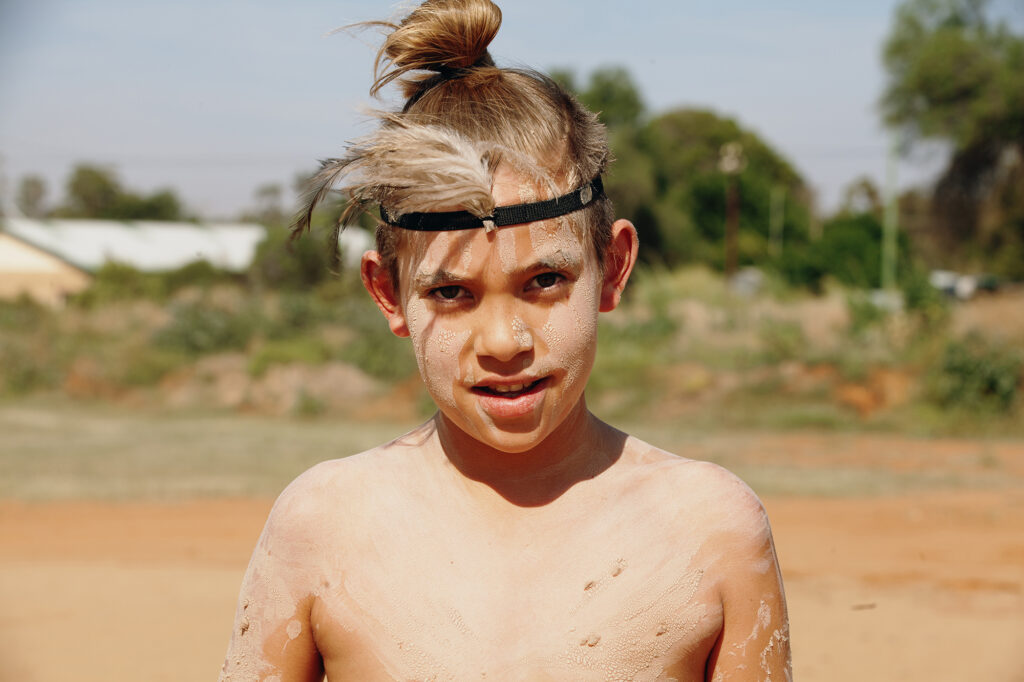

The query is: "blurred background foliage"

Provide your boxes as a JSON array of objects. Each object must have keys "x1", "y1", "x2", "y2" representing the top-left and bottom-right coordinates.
[{"x1": 1, "y1": 0, "x2": 1021, "y2": 431}]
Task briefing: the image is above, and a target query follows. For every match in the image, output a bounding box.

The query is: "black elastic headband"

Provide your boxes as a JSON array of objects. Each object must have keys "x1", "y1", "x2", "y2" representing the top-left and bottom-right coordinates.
[{"x1": 380, "y1": 176, "x2": 604, "y2": 231}]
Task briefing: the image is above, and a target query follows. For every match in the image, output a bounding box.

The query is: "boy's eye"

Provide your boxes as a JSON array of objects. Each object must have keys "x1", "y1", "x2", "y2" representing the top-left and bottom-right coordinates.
[
  {"x1": 531, "y1": 272, "x2": 563, "y2": 289},
  {"x1": 430, "y1": 285, "x2": 467, "y2": 301}
]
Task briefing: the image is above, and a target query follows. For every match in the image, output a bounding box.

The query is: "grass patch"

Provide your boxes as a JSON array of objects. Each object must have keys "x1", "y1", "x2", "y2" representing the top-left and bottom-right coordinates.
[
  {"x1": 0, "y1": 399, "x2": 420, "y2": 500},
  {"x1": 248, "y1": 337, "x2": 332, "y2": 377}
]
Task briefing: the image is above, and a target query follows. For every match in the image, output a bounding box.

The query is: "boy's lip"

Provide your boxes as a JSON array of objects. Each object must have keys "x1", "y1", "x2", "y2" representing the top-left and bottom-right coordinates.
[
  {"x1": 470, "y1": 376, "x2": 551, "y2": 420},
  {"x1": 470, "y1": 376, "x2": 549, "y2": 396}
]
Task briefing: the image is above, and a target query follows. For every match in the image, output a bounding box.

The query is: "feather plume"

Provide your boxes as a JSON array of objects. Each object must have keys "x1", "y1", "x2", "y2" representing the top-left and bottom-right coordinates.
[{"x1": 292, "y1": 116, "x2": 499, "y2": 236}]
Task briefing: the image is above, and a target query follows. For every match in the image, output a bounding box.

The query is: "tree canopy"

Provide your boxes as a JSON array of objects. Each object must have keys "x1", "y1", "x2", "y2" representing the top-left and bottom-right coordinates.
[
  {"x1": 882, "y1": 0, "x2": 1024, "y2": 276},
  {"x1": 15, "y1": 175, "x2": 47, "y2": 218},
  {"x1": 52, "y1": 164, "x2": 187, "y2": 221},
  {"x1": 553, "y1": 66, "x2": 813, "y2": 269},
  {"x1": 882, "y1": 0, "x2": 1023, "y2": 151}
]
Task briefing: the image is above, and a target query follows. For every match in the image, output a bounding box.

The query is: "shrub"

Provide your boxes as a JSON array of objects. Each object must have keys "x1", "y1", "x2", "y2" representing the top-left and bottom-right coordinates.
[
  {"x1": 0, "y1": 296, "x2": 50, "y2": 331},
  {"x1": 116, "y1": 346, "x2": 189, "y2": 386},
  {"x1": 758, "y1": 319, "x2": 806, "y2": 362},
  {"x1": 900, "y1": 265, "x2": 949, "y2": 330},
  {"x1": 0, "y1": 339, "x2": 59, "y2": 394},
  {"x1": 333, "y1": 295, "x2": 417, "y2": 382},
  {"x1": 158, "y1": 260, "x2": 237, "y2": 293},
  {"x1": 927, "y1": 334, "x2": 1022, "y2": 413},
  {"x1": 845, "y1": 293, "x2": 889, "y2": 336},
  {"x1": 152, "y1": 301, "x2": 260, "y2": 356},
  {"x1": 293, "y1": 390, "x2": 327, "y2": 417},
  {"x1": 249, "y1": 337, "x2": 332, "y2": 377},
  {"x1": 774, "y1": 212, "x2": 913, "y2": 293},
  {"x1": 72, "y1": 262, "x2": 166, "y2": 306},
  {"x1": 249, "y1": 226, "x2": 335, "y2": 290},
  {"x1": 71, "y1": 261, "x2": 241, "y2": 307}
]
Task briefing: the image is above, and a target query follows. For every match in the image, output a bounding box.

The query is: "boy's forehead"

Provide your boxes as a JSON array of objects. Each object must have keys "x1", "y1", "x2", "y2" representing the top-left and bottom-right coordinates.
[{"x1": 400, "y1": 218, "x2": 589, "y2": 278}]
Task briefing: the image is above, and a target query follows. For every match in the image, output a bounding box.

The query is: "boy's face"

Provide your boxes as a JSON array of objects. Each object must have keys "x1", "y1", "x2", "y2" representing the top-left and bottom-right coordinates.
[{"x1": 366, "y1": 167, "x2": 634, "y2": 454}]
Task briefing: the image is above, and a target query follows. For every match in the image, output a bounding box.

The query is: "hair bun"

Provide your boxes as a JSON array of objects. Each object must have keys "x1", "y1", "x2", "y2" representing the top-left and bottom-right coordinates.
[{"x1": 372, "y1": 0, "x2": 502, "y2": 96}]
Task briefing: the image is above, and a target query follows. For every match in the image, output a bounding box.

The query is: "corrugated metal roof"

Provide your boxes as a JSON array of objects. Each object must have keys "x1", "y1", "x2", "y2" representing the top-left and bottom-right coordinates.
[{"x1": 1, "y1": 218, "x2": 266, "y2": 272}]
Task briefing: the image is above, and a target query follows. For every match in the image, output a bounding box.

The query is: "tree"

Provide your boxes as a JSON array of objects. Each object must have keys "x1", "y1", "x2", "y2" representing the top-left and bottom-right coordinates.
[
  {"x1": 16, "y1": 175, "x2": 47, "y2": 218},
  {"x1": 634, "y1": 108, "x2": 811, "y2": 267},
  {"x1": 881, "y1": 0, "x2": 1024, "y2": 274},
  {"x1": 551, "y1": 66, "x2": 645, "y2": 129},
  {"x1": 552, "y1": 68, "x2": 825, "y2": 276},
  {"x1": 115, "y1": 188, "x2": 185, "y2": 221},
  {"x1": 60, "y1": 164, "x2": 122, "y2": 218},
  {"x1": 882, "y1": 0, "x2": 1022, "y2": 150},
  {"x1": 249, "y1": 225, "x2": 333, "y2": 290},
  {"x1": 55, "y1": 163, "x2": 186, "y2": 221}
]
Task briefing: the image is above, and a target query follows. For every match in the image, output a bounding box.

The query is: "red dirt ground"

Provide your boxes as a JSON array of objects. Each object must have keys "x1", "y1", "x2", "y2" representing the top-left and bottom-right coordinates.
[{"x1": 1, "y1": 488, "x2": 1022, "y2": 681}]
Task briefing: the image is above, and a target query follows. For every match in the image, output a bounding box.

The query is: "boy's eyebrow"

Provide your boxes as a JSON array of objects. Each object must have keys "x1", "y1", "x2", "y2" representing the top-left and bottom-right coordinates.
[
  {"x1": 526, "y1": 252, "x2": 583, "y2": 274},
  {"x1": 413, "y1": 252, "x2": 584, "y2": 289},
  {"x1": 413, "y1": 268, "x2": 467, "y2": 289}
]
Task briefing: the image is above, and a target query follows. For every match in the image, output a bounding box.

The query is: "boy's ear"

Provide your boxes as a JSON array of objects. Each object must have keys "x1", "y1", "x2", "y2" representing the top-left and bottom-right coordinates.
[
  {"x1": 361, "y1": 251, "x2": 410, "y2": 338},
  {"x1": 599, "y1": 219, "x2": 639, "y2": 312}
]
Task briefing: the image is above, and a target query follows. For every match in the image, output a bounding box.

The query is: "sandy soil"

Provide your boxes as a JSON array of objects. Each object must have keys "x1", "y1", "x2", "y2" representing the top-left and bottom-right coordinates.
[{"x1": 1, "y1": 491, "x2": 1022, "y2": 680}]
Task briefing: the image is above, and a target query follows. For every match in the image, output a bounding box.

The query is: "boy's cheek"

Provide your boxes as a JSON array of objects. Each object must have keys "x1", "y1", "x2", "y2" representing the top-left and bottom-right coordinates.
[
  {"x1": 539, "y1": 286, "x2": 599, "y2": 382},
  {"x1": 408, "y1": 305, "x2": 471, "y2": 410}
]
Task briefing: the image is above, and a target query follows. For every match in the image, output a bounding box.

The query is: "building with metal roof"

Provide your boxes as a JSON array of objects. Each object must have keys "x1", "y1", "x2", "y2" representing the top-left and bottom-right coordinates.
[{"x1": 0, "y1": 218, "x2": 266, "y2": 305}]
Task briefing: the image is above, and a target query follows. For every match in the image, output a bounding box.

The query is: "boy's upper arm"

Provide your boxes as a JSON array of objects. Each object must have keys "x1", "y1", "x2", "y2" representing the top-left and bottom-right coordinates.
[
  {"x1": 220, "y1": 470, "x2": 330, "y2": 682},
  {"x1": 701, "y1": 469, "x2": 791, "y2": 682}
]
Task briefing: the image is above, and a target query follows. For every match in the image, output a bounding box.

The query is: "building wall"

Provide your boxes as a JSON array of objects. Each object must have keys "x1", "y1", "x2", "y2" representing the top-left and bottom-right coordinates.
[{"x1": 0, "y1": 233, "x2": 91, "y2": 305}]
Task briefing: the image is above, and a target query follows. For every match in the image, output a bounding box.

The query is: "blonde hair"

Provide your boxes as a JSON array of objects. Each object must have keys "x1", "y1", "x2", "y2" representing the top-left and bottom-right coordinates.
[{"x1": 294, "y1": 0, "x2": 614, "y2": 279}]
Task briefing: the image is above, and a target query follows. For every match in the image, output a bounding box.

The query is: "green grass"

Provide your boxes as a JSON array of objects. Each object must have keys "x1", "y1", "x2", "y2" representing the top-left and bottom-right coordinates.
[
  {"x1": 3, "y1": 398, "x2": 1020, "y2": 502},
  {"x1": 617, "y1": 420, "x2": 1020, "y2": 497},
  {"x1": 0, "y1": 397, "x2": 420, "y2": 500}
]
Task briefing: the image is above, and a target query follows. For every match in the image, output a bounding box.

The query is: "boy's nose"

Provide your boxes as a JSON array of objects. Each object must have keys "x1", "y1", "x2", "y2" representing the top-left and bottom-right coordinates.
[{"x1": 474, "y1": 305, "x2": 533, "y2": 362}]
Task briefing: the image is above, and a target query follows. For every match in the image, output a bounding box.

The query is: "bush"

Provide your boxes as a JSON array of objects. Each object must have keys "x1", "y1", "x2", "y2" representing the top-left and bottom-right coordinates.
[
  {"x1": 152, "y1": 301, "x2": 260, "y2": 356},
  {"x1": 845, "y1": 293, "x2": 889, "y2": 336},
  {"x1": 158, "y1": 260, "x2": 237, "y2": 293},
  {"x1": 927, "y1": 334, "x2": 1022, "y2": 413},
  {"x1": 0, "y1": 296, "x2": 50, "y2": 331},
  {"x1": 249, "y1": 337, "x2": 332, "y2": 377},
  {"x1": 0, "y1": 339, "x2": 59, "y2": 394},
  {"x1": 333, "y1": 295, "x2": 417, "y2": 381},
  {"x1": 249, "y1": 226, "x2": 335, "y2": 290},
  {"x1": 72, "y1": 262, "x2": 166, "y2": 306},
  {"x1": 116, "y1": 346, "x2": 189, "y2": 386},
  {"x1": 775, "y1": 212, "x2": 913, "y2": 293},
  {"x1": 758, "y1": 319, "x2": 806, "y2": 362},
  {"x1": 71, "y1": 260, "x2": 238, "y2": 307},
  {"x1": 900, "y1": 265, "x2": 949, "y2": 330}
]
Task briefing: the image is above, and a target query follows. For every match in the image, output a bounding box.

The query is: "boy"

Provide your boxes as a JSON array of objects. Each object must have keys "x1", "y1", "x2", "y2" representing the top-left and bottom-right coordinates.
[{"x1": 221, "y1": 1, "x2": 790, "y2": 680}]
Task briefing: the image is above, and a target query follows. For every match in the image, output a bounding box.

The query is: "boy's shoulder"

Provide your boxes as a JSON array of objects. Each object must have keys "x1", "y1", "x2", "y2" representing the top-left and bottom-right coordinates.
[
  {"x1": 258, "y1": 427, "x2": 432, "y2": 540},
  {"x1": 621, "y1": 435, "x2": 765, "y2": 508},
  {"x1": 616, "y1": 435, "x2": 772, "y2": 541}
]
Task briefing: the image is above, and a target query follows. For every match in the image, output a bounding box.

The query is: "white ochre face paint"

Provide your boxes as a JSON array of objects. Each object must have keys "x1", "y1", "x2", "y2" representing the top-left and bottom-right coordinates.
[{"x1": 393, "y1": 167, "x2": 603, "y2": 453}]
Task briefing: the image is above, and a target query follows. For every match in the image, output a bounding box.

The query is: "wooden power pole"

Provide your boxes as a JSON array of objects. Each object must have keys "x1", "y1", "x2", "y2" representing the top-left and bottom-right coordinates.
[{"x1": 719, "y1": 142, "x2": 746, "y2": 278}]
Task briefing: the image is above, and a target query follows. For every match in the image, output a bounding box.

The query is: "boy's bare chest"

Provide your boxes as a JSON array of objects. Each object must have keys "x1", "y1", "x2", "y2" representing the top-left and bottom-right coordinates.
[{"x1": 309, "y1": 502, "x2": 723, "y2": 680}]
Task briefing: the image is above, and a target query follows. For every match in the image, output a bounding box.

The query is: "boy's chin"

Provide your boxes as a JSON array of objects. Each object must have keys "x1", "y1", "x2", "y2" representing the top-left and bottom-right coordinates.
[
  {"x1": 439, "y1": 413, "x2": 555, "y2": 454},
  {"x1": 433, "y1": 396, "x2": 586, "y2": 456}
]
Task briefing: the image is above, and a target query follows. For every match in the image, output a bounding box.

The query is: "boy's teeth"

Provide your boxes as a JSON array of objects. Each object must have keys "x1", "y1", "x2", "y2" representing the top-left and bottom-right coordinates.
[{"x1": 494, "y1": 383, "x2": 526, "y2": 394}]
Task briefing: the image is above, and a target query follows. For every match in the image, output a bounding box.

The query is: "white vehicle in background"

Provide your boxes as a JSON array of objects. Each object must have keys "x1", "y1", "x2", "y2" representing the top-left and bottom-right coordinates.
[{"x1": 929, "y1": 270, "x2": 1000, "y2": 300}]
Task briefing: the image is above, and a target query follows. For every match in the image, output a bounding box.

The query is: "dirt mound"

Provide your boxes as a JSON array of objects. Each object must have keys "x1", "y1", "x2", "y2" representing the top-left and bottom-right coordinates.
[{"x1": 161, "y1": 355, "x2": 383, "y2": 416}]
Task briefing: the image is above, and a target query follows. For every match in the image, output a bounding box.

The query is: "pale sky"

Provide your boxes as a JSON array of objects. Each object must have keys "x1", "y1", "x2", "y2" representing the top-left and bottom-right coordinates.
[{"x1": 0, "y1": 0, "x2": 1011, "y2": 221}]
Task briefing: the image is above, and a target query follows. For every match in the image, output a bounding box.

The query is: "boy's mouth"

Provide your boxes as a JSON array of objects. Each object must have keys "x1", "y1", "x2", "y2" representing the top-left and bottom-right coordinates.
[{"x1": 472, "y1": 377, "x2": 547, "y2": 399}]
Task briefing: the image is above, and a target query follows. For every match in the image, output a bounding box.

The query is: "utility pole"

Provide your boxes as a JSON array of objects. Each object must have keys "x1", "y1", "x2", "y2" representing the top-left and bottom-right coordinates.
[
  {"x1": 0, "y1": 154, "x2": 8, "y2": 218},
  {"x1": 882, "y1": 136, "x2": 899, "y2": 290},
  {"x1": 770, "y1": 184, "x2": 786, "y2": 257},
  {"x1": 719, "y1": 142, "x2": 746, "y2": 278}
]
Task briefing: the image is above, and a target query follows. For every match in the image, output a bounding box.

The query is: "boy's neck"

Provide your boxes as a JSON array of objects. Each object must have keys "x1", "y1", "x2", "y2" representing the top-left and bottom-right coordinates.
[{"x1": 430, "y1": 400, "x2": 626, "y2": 509}]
